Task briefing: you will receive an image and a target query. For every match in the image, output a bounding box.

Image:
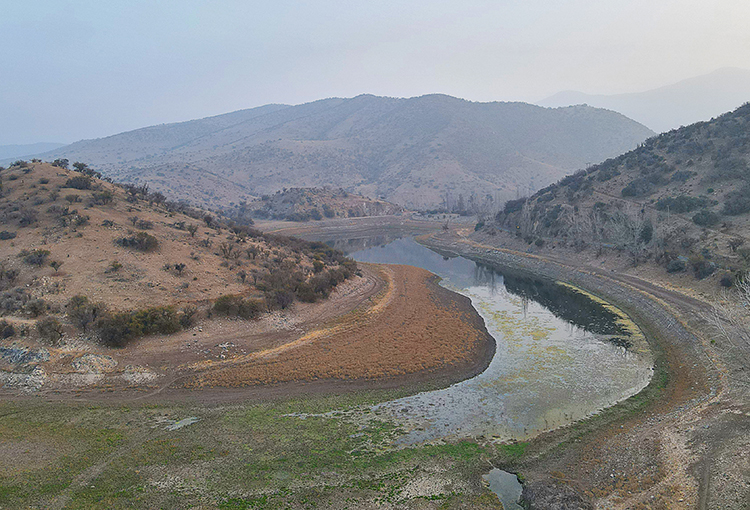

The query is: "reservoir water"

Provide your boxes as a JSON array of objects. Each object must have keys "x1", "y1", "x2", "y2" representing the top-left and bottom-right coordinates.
[{"x1": 347, "y1": 237, "x2": 653, "y2": 444}]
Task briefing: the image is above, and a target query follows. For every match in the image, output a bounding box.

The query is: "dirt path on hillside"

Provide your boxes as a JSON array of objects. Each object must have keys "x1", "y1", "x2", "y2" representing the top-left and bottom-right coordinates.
[{"x1": 423, "y1": 229, "x2": 750, "y2": 510}]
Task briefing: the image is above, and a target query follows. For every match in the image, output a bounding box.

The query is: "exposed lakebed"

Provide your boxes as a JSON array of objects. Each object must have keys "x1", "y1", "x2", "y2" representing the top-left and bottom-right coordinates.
[{"x1": 347, "y1": 237, "x2": 654, "y2": 444}]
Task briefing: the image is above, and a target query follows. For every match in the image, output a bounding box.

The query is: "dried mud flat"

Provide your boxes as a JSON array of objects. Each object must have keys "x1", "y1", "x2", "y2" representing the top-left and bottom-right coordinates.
[
  {"x1": 424, "y1": 229, "x2": 750, "y2": 510},
  {"x1": 185, "y1": 263, "x2": 494, "y2": 390}
]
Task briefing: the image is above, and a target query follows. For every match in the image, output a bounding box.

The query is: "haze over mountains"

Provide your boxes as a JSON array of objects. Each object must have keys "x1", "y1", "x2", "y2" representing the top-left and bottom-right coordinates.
[
  {"x1": 539, "y1": 68, "x2": 750, "y2": 134},
  {"x1": 0, "y1": 142, "x2": 65, "y2": 160},
  {"x1": 31, "y1": 94, "x2": 652, "y2": 210}
]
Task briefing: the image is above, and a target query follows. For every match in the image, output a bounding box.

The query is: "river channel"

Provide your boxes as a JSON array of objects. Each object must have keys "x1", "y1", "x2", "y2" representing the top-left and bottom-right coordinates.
[{"x1": 344, "y1": 237, "x2": 654, "y2": 444}]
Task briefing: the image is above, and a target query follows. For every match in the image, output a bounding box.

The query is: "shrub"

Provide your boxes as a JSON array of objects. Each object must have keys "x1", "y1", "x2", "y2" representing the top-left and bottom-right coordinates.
[
  {"x1": 95, "y1": 306, "x2": 181, "y2": 347},
  {"x1": 691, "y1": 257, "x2": 716, "y2": 280},
  {"x1": 719, "y1": 274, "x2": 734, "y2": 288},
  {"x1": 18, "y1": 209, "x2": 38, "y2": 227},
  {"x1": 106, "y1": 260, "x2": 123, "y2": 273},
  {"x1": 670, "y1": 170, "x2": 695, "y2": 183},
  {"x1": 136, "y1": 219, "x2": 153, "y2": 230},
  {"x1": 503, "y1": 198, "x2": 526, "y2": 215},
  {"x1": 63, "y1": 176, "x2": 92, "y2": 190},
  {"x1": 722, "y1": 187, "x2": 750, "y2": 215},
  {"x1": 656, "y1": 195, "x2": 711, "y2": 213},
  {"x1": 67, "y1": 295, "x2": 107, "y2": 332},
  {"x1": 621, "y1": 178, "x2": 654, "y2": 197},
  {"x1": 692, "y1": 209, "x2": 720, "y2": 227},
  {"x1": 0, "y1": 319, "x2": 15, "y2": 339},
  {"x1": 115, "y1": 232, "x2": 159, "y2": 251},
  {"x1": 213, "y1": 295, "x2": 265, "y2": 319},
  {"x1": 26, "y1": 299, "x2": 48, "y2": 317},
  {"x1": 0, "y1": 288, "x2": 28, "y2": 314},
  {"x1": 20, "y1": 249, "x2": 50, "y2": 266},
  {"x1": 179, "y1": 306, "x2": 198, "y2": 328},
  {"x1": 295, "y1": 282, "x2": 318, "y2": 303},
  {"x1": 666, "y1": 259, "x2": 687, "y2": 273},
  {"x1": 96, "y1": 313, "x2": 140, "y2": 347},
  {"x1": 474, "y1": 220, "x2": 485, "y2": 231},
  {"x1": 131, "y1": 306, "x2": 180, "y2": 336},
  {"x1": 0, "y1": 231, "x2": 16, "y2": 240},
  {"x1": 51, "y1": 158, "x2": 69, "y2": 169},
  {"x1": 37, "y1": 317, "x2": 64, "y2": 344},
  {"x1": 535, "y1": 238, "x2": 545, "y2": 247},
  {"x1": 90, "y1": 191, "x2": 114, "y2": 205},
  {"x1": 268, "y1": 289, "x2": 295, "y2": 309}
]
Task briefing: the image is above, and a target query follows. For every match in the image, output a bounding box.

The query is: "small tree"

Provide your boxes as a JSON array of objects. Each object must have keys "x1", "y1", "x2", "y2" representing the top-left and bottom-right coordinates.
[
  {"x1": 186, "y1": 224, "x2": 198, "y2": 237},
  {"x1": 37, "y1": 317, "x2": 64, "y2": 344}
]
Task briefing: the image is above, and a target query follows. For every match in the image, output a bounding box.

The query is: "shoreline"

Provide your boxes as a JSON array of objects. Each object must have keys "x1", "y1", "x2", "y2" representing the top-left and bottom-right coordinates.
[
  {"x1": 0, "y1": 262, "x2": 496, "y2": 405},
  {"x1": 419, "y1": 230, "x2": 723, "y2": 508}
]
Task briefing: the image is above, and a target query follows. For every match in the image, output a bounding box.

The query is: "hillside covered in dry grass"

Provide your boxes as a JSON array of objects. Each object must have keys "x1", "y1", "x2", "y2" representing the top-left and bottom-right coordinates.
[{"x1": 0, "y1": 161, "x2": 355, "y2": 348}]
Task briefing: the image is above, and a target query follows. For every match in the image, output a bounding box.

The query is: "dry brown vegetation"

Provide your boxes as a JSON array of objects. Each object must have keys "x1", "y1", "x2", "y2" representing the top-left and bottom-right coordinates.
[
  {"x1": 0, "y1": 161, "x2": 354, "y2": 348},
  {"x1": 187, "y1": 263, "x2": 493, "y2": 387}
]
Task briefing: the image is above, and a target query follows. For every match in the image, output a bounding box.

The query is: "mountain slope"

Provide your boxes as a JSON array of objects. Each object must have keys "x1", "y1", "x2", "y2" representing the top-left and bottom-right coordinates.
[
  {"x1": 491, "y1": 103, "x2": 750, "y2": 283},
  {"x1": 36, "y1": 94, "x2": 653, "y2": 209},
  {"x1": 539, "y1": 68, "x2": 750, "y2": 133}
]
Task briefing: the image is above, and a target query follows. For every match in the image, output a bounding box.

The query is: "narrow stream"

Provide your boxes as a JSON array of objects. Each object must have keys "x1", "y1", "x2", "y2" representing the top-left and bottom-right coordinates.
[{"x1": 347, "y1": 237, "x2": 654, "y2": 444}]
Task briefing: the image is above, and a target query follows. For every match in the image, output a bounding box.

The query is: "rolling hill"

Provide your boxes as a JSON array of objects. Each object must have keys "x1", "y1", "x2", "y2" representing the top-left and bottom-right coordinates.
[
  {"x1": 490, "y1": 103, "x2": 750, "y2": 283},
  {"x1": 539, "y1": 68, "x2": 750, "y2": 133},
  {"x1": 33, "y1": 94, "x2": 653, "y2": 210}
]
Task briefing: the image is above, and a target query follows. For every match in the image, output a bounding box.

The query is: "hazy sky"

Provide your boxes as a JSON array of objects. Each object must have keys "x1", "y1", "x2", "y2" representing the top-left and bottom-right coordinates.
[{"x1": 3, "y1": 0, "x2": 750, "y2": 144}]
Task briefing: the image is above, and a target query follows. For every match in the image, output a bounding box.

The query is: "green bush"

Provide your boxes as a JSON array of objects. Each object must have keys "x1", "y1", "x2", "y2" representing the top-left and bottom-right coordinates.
[
  {"x1": 0, "y1": 231, "x2": 16, "y2": 240},
  {"x1": 95, "y1": 306, "x2": 180, "y2": 347},
  {"x1": 96, "y1": 313, "x2": 141, "y2": 347}
]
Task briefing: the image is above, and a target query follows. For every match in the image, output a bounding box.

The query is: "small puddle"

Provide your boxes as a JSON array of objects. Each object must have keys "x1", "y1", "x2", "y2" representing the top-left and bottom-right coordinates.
[{"x1": 483, "y1": 468, "x2": 523, "y2": 510}]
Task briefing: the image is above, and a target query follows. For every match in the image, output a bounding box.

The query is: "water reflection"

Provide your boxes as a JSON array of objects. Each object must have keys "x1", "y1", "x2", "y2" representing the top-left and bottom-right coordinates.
[{"x1": 350, "y1": 238, "x2": 653, "y2": 444}]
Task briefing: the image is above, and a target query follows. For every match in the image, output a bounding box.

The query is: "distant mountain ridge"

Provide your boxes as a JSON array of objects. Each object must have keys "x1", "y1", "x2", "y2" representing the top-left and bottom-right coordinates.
[
  {"x1": 539, "y1": 68, "x2": 750, "y2": 133},
  {"x1": 0, "y1": 142, "x2": 65, "y2": 160},
  {"x1": 33, "y1": 94, "x2": 653, "y2": 209}
]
